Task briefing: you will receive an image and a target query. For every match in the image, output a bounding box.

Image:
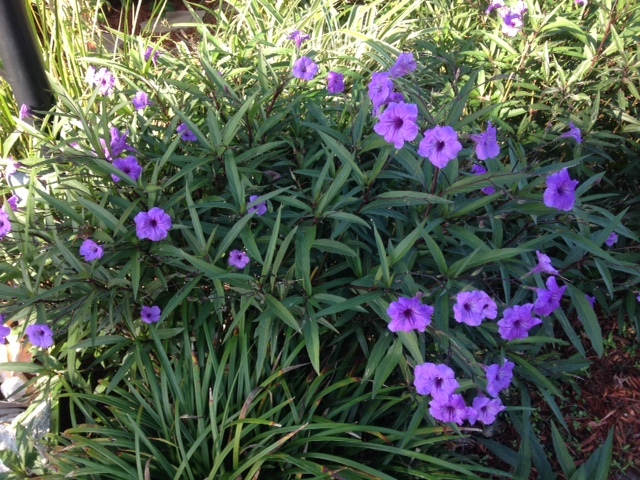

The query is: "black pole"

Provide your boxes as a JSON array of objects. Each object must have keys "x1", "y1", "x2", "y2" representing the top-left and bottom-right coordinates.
[{"x1": 0, "y1": 0, "x2": 54, "y2": 119}]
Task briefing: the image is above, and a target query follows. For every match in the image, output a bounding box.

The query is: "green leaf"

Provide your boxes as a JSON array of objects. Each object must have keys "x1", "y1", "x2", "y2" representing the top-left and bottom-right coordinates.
[
  {"x1": 302, "y1": 317, "x2": 320, "y2": 374},
  {"x1": 551, "y1": 421, "x2": 576, "y2": 478},
  {"x1": 222, "y1": 92, "x2": 256, "y2": 146},
  {"x1": 264, "y1": 294, "x2": 300, "y2": 332},
  {"x1": 449, "y1": 247, "x2": 527, "y2": 277},
  {"x1": 568, "y1": 284, "x2": 603, "y2": 357}
]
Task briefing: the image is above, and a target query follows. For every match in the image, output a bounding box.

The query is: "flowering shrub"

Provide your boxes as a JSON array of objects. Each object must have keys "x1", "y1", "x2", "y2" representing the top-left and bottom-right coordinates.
[{"x1": 1, "y1": 0, "x2": 640, "y2": 478}]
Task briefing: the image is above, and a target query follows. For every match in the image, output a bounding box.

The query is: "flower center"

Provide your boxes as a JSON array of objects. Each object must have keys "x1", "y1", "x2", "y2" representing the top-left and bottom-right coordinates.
[
  {"x1": 392, "y1": 117, "x2": 404, "y2": 129},
  {"x1": 436, "y1": 140, "x2": 446, "y2": 151},
  {"x1": 150, "y1": 219, "x2": 158, "y2": 227},
  {"x1": 402, "y1": 308, "x2": 414, "y2": 319}
]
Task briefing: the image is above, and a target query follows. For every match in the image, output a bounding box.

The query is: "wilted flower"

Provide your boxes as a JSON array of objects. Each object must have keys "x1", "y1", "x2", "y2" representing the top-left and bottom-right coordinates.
[
  {"x1": 248, "y1": 195, "x2": 268, "y2": 216},
  {"x1": 112, "y1": 156, "x2": 143, "y2": 183},
  {"x1": 389, "y1": 53, "x2": 417, "y2": 78},
  {"x1": 453, "y1": 290, "x2": 498, "y2": 326},
  {"x1": 144, "y1": 47, "x2": 160, "y2": 66},
  {"x1": 497, "y1": 304, "x2": 542, "y2": 341},
  {"x1": 387, "y1": 296, "x2": 434, "y2": 333},
  {"x1": 26, "y1": 324, "x2": 54, "y2": 349},
  {"x1": 605, "y1": 232, "x2": 618, "y2": 247},
  {"x1": 79, "y1": 239, "x2": 104, "y2": 262},
  {"x1": 141, "y1": 306, "x2": 162, "y2": 324},
  {"x1": 470, "y1": 122, "x2": 500, "y2": 160},
  {"x1": 470, "y1": 396, "x2": 507, "y2": 425},
  {"x1": 373, "y1": 102, "x2": 419, "y2": 149},
  {"x1": 533, "y1": 276, "x2": 566, "y2": 317},
  {"x1": 0, "y1": 210, "x2": 11, "y2": 239},
  {"x1": 288, "y1": 30, "x2": 310, "y2": 50},
  {"x1": 134, "y1": 207, "x2": 172, "y2": 241},
  {"x1": 19, "y1": 104, "x2": 31, "y2": 120},
  {"x1": 132, "y1": 91, "x2": 151, "y2": 112},
  {"x1": 543, "y1": 168, "x2": 579, "y2": 211},
  {"x1": 177, "y1": 123, "x2": 198, "y2": 142},
  {"x1": 418, "y1": 126, "x2": 463, "y2": 168},
  {"x1": 529, "y1": 251, "x2": 559, "y2": 276},
  {"x1": 327, "y1": 72, "x2": 345, "y2": 94},
  {"x1": 485, "y1": 360, "x2": 515, "y2": 397},
  {"x1": 471, "y1": 164, "x2": 496, "y2": 195},
  {"x1": 486, "y1": 0, "x2": 504, "y2": 15},
  {"x1": 586, "y1": 295, "x2": 596, "y2": 308},
  {"x1": 4, "y1": 159, "x2": 18, "y2": 177},
  {"x1": 102, "y1": 127, "x2": 132, "y2": 160},
  {"x1": 429, "y1": 394, "x2": 469, "y2": 425},
  {"x1": 293, "y1": 57, "x2": 319, "y2": 81},
  {"x1": 368, "y1": 72, "x2": 394, "y2": 111},
  {"x1": 228, "y1": 250, "x2": 250, "y2": 269},
  {"x1": 414, "y1": 363, "x2": 459, "y2": 399},
  {"x1": 559, "y1": 122, "x2": 583, "y2": 144}
]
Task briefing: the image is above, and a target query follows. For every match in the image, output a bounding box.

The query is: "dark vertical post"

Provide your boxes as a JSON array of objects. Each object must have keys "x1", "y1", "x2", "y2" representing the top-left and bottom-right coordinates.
[{"x1": 0, "y1": 0, "x2": 54, "y2": 119}]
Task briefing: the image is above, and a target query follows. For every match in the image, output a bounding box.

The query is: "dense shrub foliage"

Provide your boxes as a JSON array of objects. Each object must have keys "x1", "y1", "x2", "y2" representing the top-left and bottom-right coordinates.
[{"x1": 1, "y1": 0, "x2": 639, "y2": 478}]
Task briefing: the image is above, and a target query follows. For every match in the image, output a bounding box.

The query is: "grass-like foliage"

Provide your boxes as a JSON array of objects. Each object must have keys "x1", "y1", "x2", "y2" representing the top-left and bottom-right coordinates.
[{"x1": 1, "y1": 0, "x2": 639, "y2": 478}]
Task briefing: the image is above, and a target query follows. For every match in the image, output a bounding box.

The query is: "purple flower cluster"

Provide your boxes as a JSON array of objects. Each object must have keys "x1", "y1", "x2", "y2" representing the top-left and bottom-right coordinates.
[
  {"x1": 486, "y1": 0, "x2": 527, "y2": 37},
  {"x1": 453, "y1": 290, "x2": 497, "y2": 326},
  {"x1": 414, "y1": 361, "x2": 508, "y2": 426}
]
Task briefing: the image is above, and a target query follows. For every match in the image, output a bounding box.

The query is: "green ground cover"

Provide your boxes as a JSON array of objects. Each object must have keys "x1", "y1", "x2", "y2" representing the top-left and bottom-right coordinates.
[{"x1": 1, "y1": 0, "x2": 639, "y2": 478}]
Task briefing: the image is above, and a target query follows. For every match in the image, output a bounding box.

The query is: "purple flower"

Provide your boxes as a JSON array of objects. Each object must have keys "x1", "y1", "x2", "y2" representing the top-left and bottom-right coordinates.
[
  {"x1": 605, "y1": 232, "x2": 618, "y2": 247},
  {"x1": 529, "y1": 251, "x2": 559, "y2": 276},
  {"x1": 0, "y1": 322, "x2": 10, "y2": 343},
  {"x1": 637, "y1": 294, "x2": 640, "y2": 303},
  {"x1": 177, "y1": 123, "x2": 198, "y2": 142},
  {"x1": 368, "y1": 72, "x2": 394, "y2": 111},
  {"x1": 0, "y1": 210, "x2": 11, "y2": 239},
  {"x1": 497, "y1": 304, "x2": 542, "y2": 341},
  {"x1": 112, "y1": 156, "x2": 143, "y2": 183},
  {"x1": 470, "y1": 122, "x2": 500, "y2": 160},
  {"x1": 228, "y1": 250, "x2": 250, "y2": 269},
  {"x1": 453, "y1": 290, "x2": 498, "y2": 326},
  {"x1": 373, "y1": 102, "x2": 419, "y2": 149},
  {"x1": 586, "y1": 295, "x2": 596, "y2": 308},
  {"x1": 248, "y1": 195, "x2": 268, "y2": 216},
  {"x1": 543, "y1": 168, "x2": 579, "y2": 211},
  {"x1": 288, "y1": 30, "x2": 310, "y2": 50},
  {"x1": 102, "y1": 127, "x2": 132, "y2": 160},
  {"x1": 132, "y1": 91, "x2": 151, "y2": 112},
  {"x1": 6, "y1": 195, "x2": 19, "y2": 211},
  {"x1": 501, "y1": 9, "x2": 524, "y2": 37},
  {"x1": 414, "y1": 363, "x2": 459, "y2": 399},
  {"x1": 144, "y1": 47, "x2": 160, "y2": 66},
  {"x1": 418, "y1": 126, "x2": 463, "y2": 168},
  {"x1": 26, "y1": 324, "x2": 54, "y2": 349},
  {"x1": 471, "y1": 164, "x2": 496, "y2": 195},
  {"x1": 389, "y1": 53, "x2": 417, "y2": 78},
  {"x1": 79, "y1": 239, "x2": 104, "y2": 262},
  {"x1": 5, "y1": 159, "x2": 18, "y2": 177},
  {"x1": 134, "y1": 207, "x2": 172, "y2": 241},
  {"x1": 387, "y1": 296, "x2": 434, "y2": 333},
  {"x1": 19, "y1": 104, "x2": 31, "y2": 120},
  {"x1": 141, "y1": 305, "x2": 162, "y2": 324},
  {"x1": 469, "y1": 396, "x2": 506, "y2": 425},
  {"x1": 89, "y1": 67, "x2": 116, "y2": 96},
  {"x1": 293, "y1": 57, "x2": 319, "y2": 81},
  {"x1": 533, "y1": 276, "x2": 566, "y2": 317},
  {"x1": 327, "y1": 72, "x2": 345, "y2": 94},
  {"x1": 486, "y1": 0, "x2": 504, "y2": 15},
  {"x1": 559, "y1": 122, "x2": 583, "y2": 144},
  {"x1": 575, "y1": 0, "x2": 587, "y2": 5},
  {"x1": 485, "y1": 360, "x2": 515, "y2": 397},
  {"x1": 429, "y1": 394, "x2": 469, "y2": 425}
]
